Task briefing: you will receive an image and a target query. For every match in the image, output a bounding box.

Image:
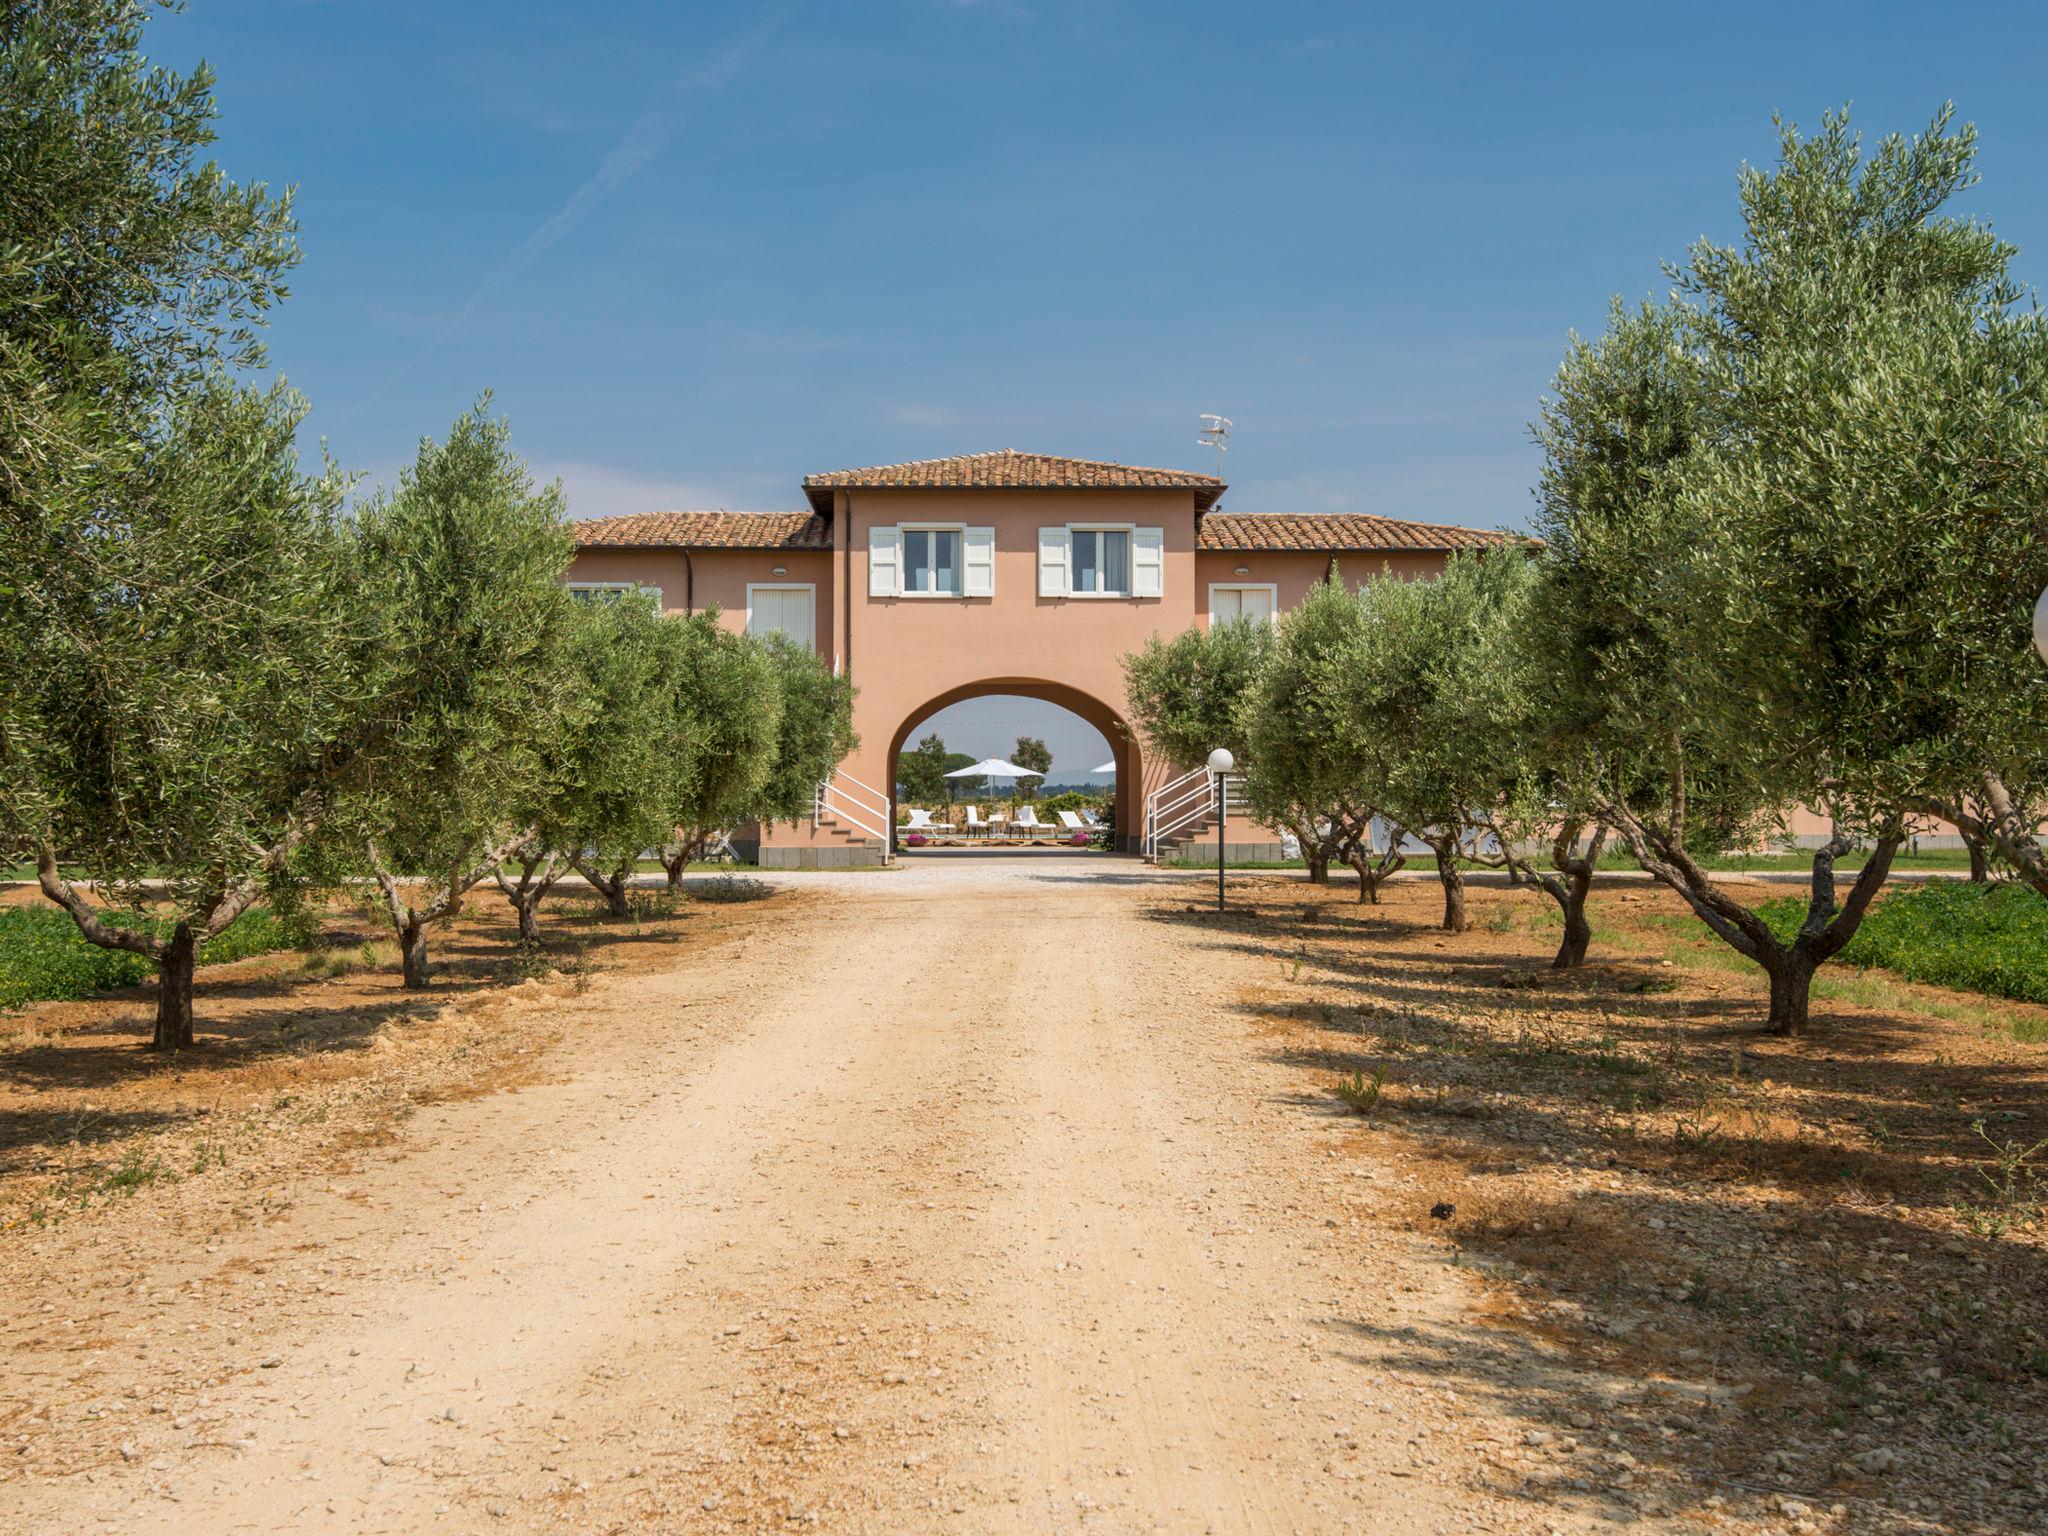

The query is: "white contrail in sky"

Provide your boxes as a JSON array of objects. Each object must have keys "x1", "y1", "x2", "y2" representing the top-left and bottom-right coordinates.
[{"x1": 360, "y1": 20, "x2": 778, "y2": 409}]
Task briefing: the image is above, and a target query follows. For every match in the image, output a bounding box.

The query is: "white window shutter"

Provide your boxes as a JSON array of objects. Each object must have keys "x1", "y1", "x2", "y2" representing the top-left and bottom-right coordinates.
[
  {"x1": 868, "y1": 525, "x2": 901, "y2": 597},
  {"x1": 962, "y1": 527, "x2": 995, "y2": 597},
  {"x1": 1037, "y1": 526, "x2": 1070, "y2": 597},
  {"x1": 1132, "y1": 526, "x2": 1164, "y2": 597}
]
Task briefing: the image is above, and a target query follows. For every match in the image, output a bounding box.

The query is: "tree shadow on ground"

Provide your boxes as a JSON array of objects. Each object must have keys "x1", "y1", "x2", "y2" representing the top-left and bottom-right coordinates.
[
  {"x1": 1142, "y1": 880, "x2": 2048, "y2": 1534},
  {"x1": 0, "y1": 891, "x2": 736, "y2": 1092}
]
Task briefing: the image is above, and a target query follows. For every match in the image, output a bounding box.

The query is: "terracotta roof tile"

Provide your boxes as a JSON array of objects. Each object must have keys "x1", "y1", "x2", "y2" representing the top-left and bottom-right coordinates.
[
  {"x1": 1197, "y1": 512, "x2": 1521, "y2": 553},
  {"x1": 571, "y1": 511, "x2": 829, "y2": 550},
  {"x1": 802, "y1": 449, "x2": 1224, "y2": 512}
]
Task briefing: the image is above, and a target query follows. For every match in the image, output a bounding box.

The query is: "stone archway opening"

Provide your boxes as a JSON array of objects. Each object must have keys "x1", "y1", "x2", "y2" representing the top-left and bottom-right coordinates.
[{"x1": 887, "y1": 678, "x2": 1144, "y2": 855}]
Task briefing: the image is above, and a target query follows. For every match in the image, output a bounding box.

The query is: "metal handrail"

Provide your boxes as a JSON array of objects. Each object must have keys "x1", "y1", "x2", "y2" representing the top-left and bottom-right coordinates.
[
  {"x1": 813, "y1": 772, "x2": 892, "y2": 862},
  {"x1": 1144, "y1": 766, "x2": 1246, "y2": 861}
]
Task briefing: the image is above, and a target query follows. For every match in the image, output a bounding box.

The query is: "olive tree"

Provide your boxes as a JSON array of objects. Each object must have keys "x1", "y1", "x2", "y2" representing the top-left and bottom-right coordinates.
[
  {"x1": 16, "y1": 385, "x2": 380, "y2": 1047},
  {"x1": 658, "y1": 633, "x2": 854, "y2": 884},
  {"x1": 1, "y1": 2, "x2": 379, "y2": 1049},
  {"x1": 1535, "y1": 106, "x2": 2048, "y2": 1032},
  {"x1": 1237, "y1": 583, "x2": 1407, "y2": 899},
  {"x1": 347, "y1": 404, "x2": 574, "y2": 985},
  {"x1": 497, "y1": 592, "x2": 675, "y2": 940},
  {"x1": 632, "y1": 615, "x2": 778, "y2": 904},
  {"x1": 755, "y1": 635, "x2": 857, "y2": 817},
  {"x1": 1122, "y1": 614, "x2": 1364, "y2": 882}
]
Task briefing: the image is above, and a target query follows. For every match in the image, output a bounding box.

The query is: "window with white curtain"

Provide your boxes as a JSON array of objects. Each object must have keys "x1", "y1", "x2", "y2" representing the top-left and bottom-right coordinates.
[
  {"x1": 903, "y1": 528, "x2": 962, "y2": 595},
  {"x1": 1070, "y1": 528, "x2": 1132, "y2": 596}
]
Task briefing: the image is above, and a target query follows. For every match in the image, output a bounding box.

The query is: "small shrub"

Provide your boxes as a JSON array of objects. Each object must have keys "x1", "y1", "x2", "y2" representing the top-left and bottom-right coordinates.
[
  {"x1": 693, "y1": 875, "x2": 772, "y2": 904},
  {"x1": 1336, "y1": 1065, "x2": 1390, "y2": 1112},
  {"x1": 1957, "y1": 1119, "x2": 2047, "y2": 1236}
]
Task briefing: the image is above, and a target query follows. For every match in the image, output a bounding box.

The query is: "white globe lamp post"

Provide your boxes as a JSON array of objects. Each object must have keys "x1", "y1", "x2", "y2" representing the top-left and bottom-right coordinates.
[{"x1": 1206, "y1": 749, "x2": 1235, "y2": 910}]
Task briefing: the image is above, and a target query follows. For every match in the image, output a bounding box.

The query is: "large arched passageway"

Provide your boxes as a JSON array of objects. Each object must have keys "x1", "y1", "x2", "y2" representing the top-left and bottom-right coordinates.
[{"x1": 886, "y1": 677, "x2": 1144, "y2": 853}]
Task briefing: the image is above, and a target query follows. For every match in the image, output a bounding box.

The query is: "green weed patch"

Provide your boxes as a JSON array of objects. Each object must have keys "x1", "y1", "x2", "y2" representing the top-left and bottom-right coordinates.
[
  {"x1": 0, "y1": 905, "x2": 310, "y2": 1009},
  {"x1": 1760, "y1": 881, "x2": 2048, "y2": 1007}
]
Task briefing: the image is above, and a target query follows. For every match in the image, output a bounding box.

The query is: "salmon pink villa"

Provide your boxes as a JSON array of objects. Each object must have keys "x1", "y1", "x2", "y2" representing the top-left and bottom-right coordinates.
[{"x1": 566, "y1": 450, "x2": 1512, "y2": 866}]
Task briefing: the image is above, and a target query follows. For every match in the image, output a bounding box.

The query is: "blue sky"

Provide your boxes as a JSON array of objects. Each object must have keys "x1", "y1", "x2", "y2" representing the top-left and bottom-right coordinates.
[{"x1": 157, "y1": 0, "x2": 2048, "y2": 772}]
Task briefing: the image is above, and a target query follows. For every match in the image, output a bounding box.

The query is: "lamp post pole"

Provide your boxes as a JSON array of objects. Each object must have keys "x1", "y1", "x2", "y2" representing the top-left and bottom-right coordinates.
[{"x1": 1207, "y1": 748, "x2": 1235, "y2": 912}]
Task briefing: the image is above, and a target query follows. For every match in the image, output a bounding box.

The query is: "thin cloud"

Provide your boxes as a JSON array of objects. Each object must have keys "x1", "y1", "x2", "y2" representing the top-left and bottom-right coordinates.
[{"x1": 361, "y1": 20, "x2": 779, "y2": 408}]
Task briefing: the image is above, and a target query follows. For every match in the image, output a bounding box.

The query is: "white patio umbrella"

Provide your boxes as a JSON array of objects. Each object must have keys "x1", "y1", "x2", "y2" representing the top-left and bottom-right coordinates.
[
  {"x1": 945, "y1": 757, "x2": 1045, "y2": 780},
  {"x1": 1091, "y1": 760, "x2": 1117, "y2": 775}
]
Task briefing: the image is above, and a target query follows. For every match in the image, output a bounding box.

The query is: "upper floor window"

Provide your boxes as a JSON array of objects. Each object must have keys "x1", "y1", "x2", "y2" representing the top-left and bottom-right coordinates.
[
  {"x1": 904, "y1": 527, "x2": 961, "y2": 595},
  {"x1": 1071, "y1": 528, "x2": 1131, "y2": 596},
  {"x1": 868, "y1": 524, "x2": 994, "y2": 597},
  {"x1": 1037, "y1": 525, "x2": 1164, "y2": 598}
]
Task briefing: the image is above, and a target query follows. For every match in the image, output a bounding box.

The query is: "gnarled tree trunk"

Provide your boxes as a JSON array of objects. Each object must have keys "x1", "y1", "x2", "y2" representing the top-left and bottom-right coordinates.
[
  {"x1": 1498, "y1": 819, "x2": 1606, "y2": 970},
  {"x1": 1919, "y1": 776, "x2": 2047, "y2": 900},
  {"x1": 398, "y1": 915, "x2": 430, "y2": 988},
  {"x1": 154, "y1": 925, "x2": 198, "y2": 1051},
  {"x1": 1963, "y1": 830, "x2": 1990, "y2": 883},
  {"x1": 494, "y1": 851, "x2": 565, "y2": 943},
  {"x1": 370, "y1": 828, "x2": 536, "y2": 990},
  {"x1": 1606, "y1": 789, "x2": 1902, "y2": 1035},
  {"x1": 1430, "y1": 839, "x2": 1468, "y2": 931},
  {"x1": 574, "y1": 857, "x2": 635, "y2": 918}
]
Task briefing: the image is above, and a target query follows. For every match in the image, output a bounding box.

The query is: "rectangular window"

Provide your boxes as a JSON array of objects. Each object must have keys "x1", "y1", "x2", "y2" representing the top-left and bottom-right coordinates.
[
  {"x1": 1070, "y1": 528, "x2": 1132, "y2": 596},
  {"x1": 903, "y1": 528, "x2": 962, "y2": 595},
  {"x1": 746, "y1": 584, "x2": 815, "y2": 649},
  {"x1": 1209, "y1": 583, "x2": 1277, "y2": 626}
]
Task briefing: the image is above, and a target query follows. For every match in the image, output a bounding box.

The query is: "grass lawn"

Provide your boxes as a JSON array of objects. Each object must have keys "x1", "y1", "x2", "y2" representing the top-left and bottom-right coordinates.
[{"x1": 0, "y1": 905, "x2": 310, "y2": 1009}]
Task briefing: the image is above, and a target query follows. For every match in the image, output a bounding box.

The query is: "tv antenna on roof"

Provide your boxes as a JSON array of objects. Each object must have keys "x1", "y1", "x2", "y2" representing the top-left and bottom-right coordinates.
[{"x1": 1197, "y1": 414, "x2": 1231, "y2": 479}]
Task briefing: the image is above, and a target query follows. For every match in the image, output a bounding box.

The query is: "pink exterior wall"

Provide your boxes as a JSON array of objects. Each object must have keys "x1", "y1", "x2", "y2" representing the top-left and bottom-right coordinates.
[
  {"x1": 1191, "y1": 549, "x2": 1444, "y2": 625},
  {"x1": 564, "y1": 547, "x2": 836, "y2": 643},
  {"x1": 568, "y1": 496, "x2": 1466, "y2": 856},
  {"x1": 833, "y1": 487, "x2": 1205, "y2": 844}
]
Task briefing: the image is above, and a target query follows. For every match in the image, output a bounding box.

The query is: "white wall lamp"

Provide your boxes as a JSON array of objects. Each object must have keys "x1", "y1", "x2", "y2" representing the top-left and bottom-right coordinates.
[
  {"x1": 1234, "y1": 566, "x2": 1251, "y2": 576},
  {"x1": 2035, "y1": 584, "x2": 2048, "y2": 664},
  {"x1": 771, "y1": 566, "x2": 788, "y2": 577}
]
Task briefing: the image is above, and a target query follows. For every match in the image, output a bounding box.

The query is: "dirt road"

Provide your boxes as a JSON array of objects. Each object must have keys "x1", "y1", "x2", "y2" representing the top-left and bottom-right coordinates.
[{"x1": 3, "y1": 862, "x2": 1606, "y2": 1534}]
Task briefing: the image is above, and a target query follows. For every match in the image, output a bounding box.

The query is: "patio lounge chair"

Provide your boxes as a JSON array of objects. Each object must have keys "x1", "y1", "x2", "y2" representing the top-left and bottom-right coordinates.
[
  {"x1": 1079, "y1": 809, "x2": 1102, "y2": 827},
  {"x1": 964, "y1": 805, "x2": 993, "y2": 839},
  {"x1": 905, "y1": 808, "x2": 952, "y2": 837},
  {"x1": 1012, "y1": 806, "x2": 1051, "y2": 839},
  {"x1": 1056, "y1": 810, "x2": 1086, "y2": 832}
]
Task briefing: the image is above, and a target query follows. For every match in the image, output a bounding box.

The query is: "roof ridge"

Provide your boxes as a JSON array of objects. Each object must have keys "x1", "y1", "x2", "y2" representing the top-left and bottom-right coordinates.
[{"x1": 801, "y1": 448, "x2": 1220, "y2": 484}]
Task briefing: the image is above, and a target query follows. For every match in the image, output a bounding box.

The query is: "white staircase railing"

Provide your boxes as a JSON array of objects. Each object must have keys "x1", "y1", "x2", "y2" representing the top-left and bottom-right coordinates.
[
  {"x1": 1143, "y1": 766, "x2": 1245, "y2": 862},
  {"x1": 813, "y1": 770, "x2": 892, "y2": 862}
]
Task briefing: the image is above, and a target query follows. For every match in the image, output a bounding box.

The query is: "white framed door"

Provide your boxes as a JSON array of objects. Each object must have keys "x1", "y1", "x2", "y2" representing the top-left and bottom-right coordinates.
[
  {"x1": 746, "y1": 583, "x2": 816, "y2": 650},
  {"x1": 1208, "y1": 583, "x2": 1278, "y2": 626}
]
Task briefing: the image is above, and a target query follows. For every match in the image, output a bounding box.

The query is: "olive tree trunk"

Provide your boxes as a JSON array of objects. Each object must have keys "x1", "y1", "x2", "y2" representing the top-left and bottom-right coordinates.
[
  {"x1": 35, "y1": 845, "x2": 290, "y2": 1052},
  {"x1": 369, "y1": 829, "x2": 536, "y2": 990},
  {"x1": 1606, "y1": 800, "x2": 1902, "y2": 1034},
  {"x1": 1964, "y1": 832, "x2": 1989, "y2": 883},
  {"x1": 494, "y1": 851, "x2": 565, "y2": 944},
  {"x1": 1496, "y1": 819, "x2": 1607, "y2": 970},
  {"x1": 573, "y1": 857, "x2": 635, "y2": 918},
  {"x1": 1429, "y1": 838, "x2": 1468, "y2": 931},
  {"x1": 1918, "y1": 776, "x2": 2047, "y2": 900},
  {"x1": 153, "y1": 925, "x2": 198, "y2": 1050}
]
